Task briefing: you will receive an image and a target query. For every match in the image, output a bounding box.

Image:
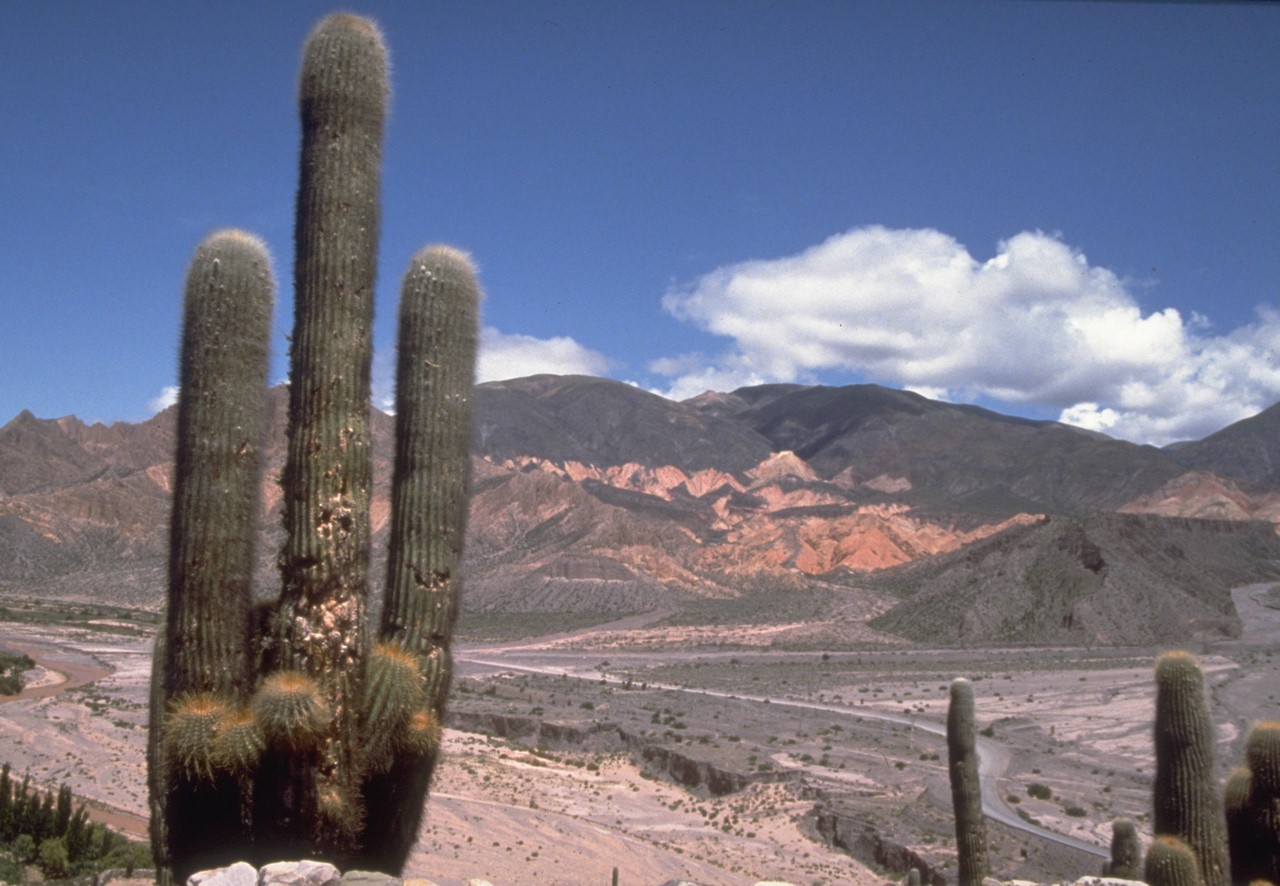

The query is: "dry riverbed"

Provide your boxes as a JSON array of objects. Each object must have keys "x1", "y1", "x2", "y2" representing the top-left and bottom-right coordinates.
[{"x1": 2, "y1": 590, "x2": 1279, "y2": 885}]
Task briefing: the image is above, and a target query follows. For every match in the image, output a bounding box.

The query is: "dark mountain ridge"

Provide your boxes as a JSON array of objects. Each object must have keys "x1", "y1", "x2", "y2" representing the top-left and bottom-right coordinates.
[{"x1": 4, "y1": 374, "x2": 1280, "y2": 647}]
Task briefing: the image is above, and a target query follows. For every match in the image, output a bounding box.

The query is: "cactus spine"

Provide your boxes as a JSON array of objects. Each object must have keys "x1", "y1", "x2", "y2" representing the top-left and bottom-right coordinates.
[
  {"x1": 946, "y1": 677, "x2": 989, "y2": 886},
  {"x1": 1153, "y1": 651, "x2": 1230, "y2": 886},
  {"x1": 149, "y1": 14, "x2": 478, "y2": 880}
]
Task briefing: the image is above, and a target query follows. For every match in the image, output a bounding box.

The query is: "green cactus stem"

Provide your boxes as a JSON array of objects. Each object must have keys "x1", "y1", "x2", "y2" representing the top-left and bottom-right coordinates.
[
  {"x1": 379, "y1": 246, "x2": 480, "y2": 664},
  {"x1": 1107, "y1": 817, "x2": 1143, "y2": 880},
  {"x1": 150, "y1": 12, "x2": 478, "y2": 878},
  {"x1": 165, "y1": 229, "x2": 272, "y2": 699},
  {"x1": 1153, "y1": 651, "x2": 1229, "y2": 886},
  {"x1": 272, "y1": 11, "x2": 389, "y2": 857},
  {"x1": 161, "y1": 230, "x2": 272, "y2": 882},
  {"x1": 1236, "y1": 721, "x2": 1280, "y2": 885},
  {"x1": 159, "y1": 689, "x2": 241, "y2": 880},
  {"x1": 360, "y1": 245, "x2": 479, "y2": 870},
  {"x1": 1224, "y1": 766, "x2": 1259, "y2": 886},
  {"x1": 947, "y1": 677, "x2": 989, "y2": 886},
  {"x1": 1146, "y1": 836, "x2": 1203, "y2": 886},
  {"x1": 362, "y1": 642, "x2": 427, "y2": 773},
  {"x1": 399, "y1": 707, "x2": 444, "y2": 757}
]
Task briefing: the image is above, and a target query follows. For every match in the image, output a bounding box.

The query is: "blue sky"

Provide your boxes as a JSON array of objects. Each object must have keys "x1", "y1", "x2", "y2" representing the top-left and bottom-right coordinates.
[{"x1": 3, "y1": 1, "x2": 1277, "y2": 445}]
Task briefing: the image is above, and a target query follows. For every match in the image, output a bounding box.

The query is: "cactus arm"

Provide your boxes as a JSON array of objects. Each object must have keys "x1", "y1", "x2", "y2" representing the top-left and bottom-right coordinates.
[
  {"x1": 361, "y1": 246, "x2": 479, "y2": 869},
  {"x1": 165, "y1": 229, "x2": 273, "y2": 699},
  {"x1": 156, "y1": 230, "x2": 273, "y2": 882}
]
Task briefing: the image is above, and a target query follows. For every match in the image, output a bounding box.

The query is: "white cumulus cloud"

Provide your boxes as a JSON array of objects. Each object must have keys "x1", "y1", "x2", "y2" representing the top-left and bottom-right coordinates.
[
  {"x1": 477, "y1": 327, "x2": 610, "y2": 383},
  {"x1": 656, "y1": 226, "x2": 1280, "y2": 445},
  {"x1": 148, "y1": 385, "x2": 179, "y2": 414}
]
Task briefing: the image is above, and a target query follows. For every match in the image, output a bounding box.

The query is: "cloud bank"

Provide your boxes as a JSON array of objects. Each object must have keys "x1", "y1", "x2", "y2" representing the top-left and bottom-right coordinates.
[
  {"x1": 477, "y1": 327, "x2": 610, "y2": 384},
  {"x1": 148, "y1": 385, "x2": 179, "y2": 414},
  {"x1": 655, "y1": 226, "x2": 1280, "y2": 445}
]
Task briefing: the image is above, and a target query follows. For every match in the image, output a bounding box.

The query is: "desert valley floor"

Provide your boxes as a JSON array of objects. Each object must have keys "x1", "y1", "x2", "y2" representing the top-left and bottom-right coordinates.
[{"x1": 2, "y1": 586, "x2": 1280, "y2": 886}]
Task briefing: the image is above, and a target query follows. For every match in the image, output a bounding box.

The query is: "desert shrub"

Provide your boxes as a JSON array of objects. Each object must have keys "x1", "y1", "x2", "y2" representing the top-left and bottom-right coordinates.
[{"x1": 1027, "y1": 782, "x2": 1053, "y2": 800}]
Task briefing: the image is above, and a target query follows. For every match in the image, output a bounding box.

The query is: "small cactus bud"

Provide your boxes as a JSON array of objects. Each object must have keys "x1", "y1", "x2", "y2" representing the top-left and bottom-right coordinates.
[
  {"x1": 164, "y1": 693, "x2": 229, "y2": 783},
  {"x1": 1145, "y1": 836, "x2": 1201, "y2": 886},
  {"x1": 212, "y1": 707, "x2": 265, "y2": 775},
  {"x1": 252, "y1": 671, "x2": 331, "y2": 751},
  {"x1": 363, "y1": 642, "x2": 427, "y2": 772},
  {"x1": 399, "y1": 707, "x2": 443, "y2": 758}
]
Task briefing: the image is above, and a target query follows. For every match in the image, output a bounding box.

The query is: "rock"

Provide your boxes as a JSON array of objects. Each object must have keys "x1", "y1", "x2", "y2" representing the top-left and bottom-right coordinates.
[
  {"x1": 188, "y1": 861, "x2": 257, "y2": 886},
  {"x1": 259, "y1": 860, "x2": 341, "y2": 886},
  {"x1": 462, "y1": 880, "x2": 495, "y2": 886},
  {"x1": 339, "y1": 874, "x2": 402, "y2": 886},
  {"x1": 400, "y1": 880, "x2": 442, "y2": 886}
]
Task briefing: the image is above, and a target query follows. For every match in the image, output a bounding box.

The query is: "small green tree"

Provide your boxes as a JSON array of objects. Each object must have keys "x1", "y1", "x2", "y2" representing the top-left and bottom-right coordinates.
[
  {"x1": 38, "y1": 836, "x2": 70, "y2": 880},
  {"x1": 12, "y1": 833, "x2": 36, "y2": 864}
]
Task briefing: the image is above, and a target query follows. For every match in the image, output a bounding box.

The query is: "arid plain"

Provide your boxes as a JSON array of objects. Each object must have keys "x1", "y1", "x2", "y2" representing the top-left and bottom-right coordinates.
[{"x1": 2, "y1": 584, "x2": 1279, "y2": 886}]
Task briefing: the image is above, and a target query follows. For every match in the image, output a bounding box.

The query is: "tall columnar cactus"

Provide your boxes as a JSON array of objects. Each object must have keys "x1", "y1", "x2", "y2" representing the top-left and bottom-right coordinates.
[
  {"x1": 261, "y1": 11, "x2": 388, "y2": 859},
  {"x1": 1223, "y1": 766, "x2": 1258, "y2": 886},
  {"x1": 1153, "y1": 651, "x2": 1230, "y2": 886},
  {"x1": 946, "y1": 677, "x2": 989, "y2": 886},
  {"x1": 1227, "y1": 721, "x2": 1280, "y2": 885},
  {"x1": 149, "y1": 13, "x2": 480, "y2": 881}
]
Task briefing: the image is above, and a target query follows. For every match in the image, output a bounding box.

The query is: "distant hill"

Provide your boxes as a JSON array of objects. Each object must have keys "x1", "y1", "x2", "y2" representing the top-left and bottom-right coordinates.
[
  {"x1": 684, "y1": 382, "x2": 1185, "y2": 514},
  {"x1": 3, "y1": 374, "x2": 1280, "y2": 646},
  {"x1": 870, "y1": 513, "x2": 1280, "y2": 646},
  {"x1": 1164, "y1": 402, "x2": 1280, "y2": 491}
]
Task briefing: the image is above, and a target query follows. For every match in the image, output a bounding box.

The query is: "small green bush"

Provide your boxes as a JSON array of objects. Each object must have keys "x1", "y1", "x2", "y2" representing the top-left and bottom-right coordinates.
[{"x1": 1027, "y1": 782, "x2": 1053, "y2": 800}]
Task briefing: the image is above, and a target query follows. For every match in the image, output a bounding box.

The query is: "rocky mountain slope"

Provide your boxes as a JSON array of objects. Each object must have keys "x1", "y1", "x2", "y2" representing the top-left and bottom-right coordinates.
[{"x1": 3, "y1": 374, "x2": 1280, "y2": 646}]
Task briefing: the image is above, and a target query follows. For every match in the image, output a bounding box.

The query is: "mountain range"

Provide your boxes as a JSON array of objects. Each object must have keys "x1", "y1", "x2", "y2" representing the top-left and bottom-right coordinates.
[{"x1": 4, "y1": 374, "x2": 1280, "y2": 646}]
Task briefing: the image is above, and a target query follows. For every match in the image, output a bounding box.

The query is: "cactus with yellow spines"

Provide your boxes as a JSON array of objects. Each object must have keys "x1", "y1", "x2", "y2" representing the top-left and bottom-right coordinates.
[
  {"x1": 149, "y1": 13, "x2": 479, "y2": 880},
  {"x1": 1146, "y1": 836, "x2": 1204, "y2": 886}
]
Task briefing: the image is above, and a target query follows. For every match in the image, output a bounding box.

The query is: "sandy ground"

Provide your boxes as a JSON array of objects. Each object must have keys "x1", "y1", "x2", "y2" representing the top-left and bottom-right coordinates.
[
  {"x1": 0, "y1": 622, "x2": 878, "y2": 886},
  {"x1": 414, "y1": 733, "x2": 875, "y2": 886}
]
